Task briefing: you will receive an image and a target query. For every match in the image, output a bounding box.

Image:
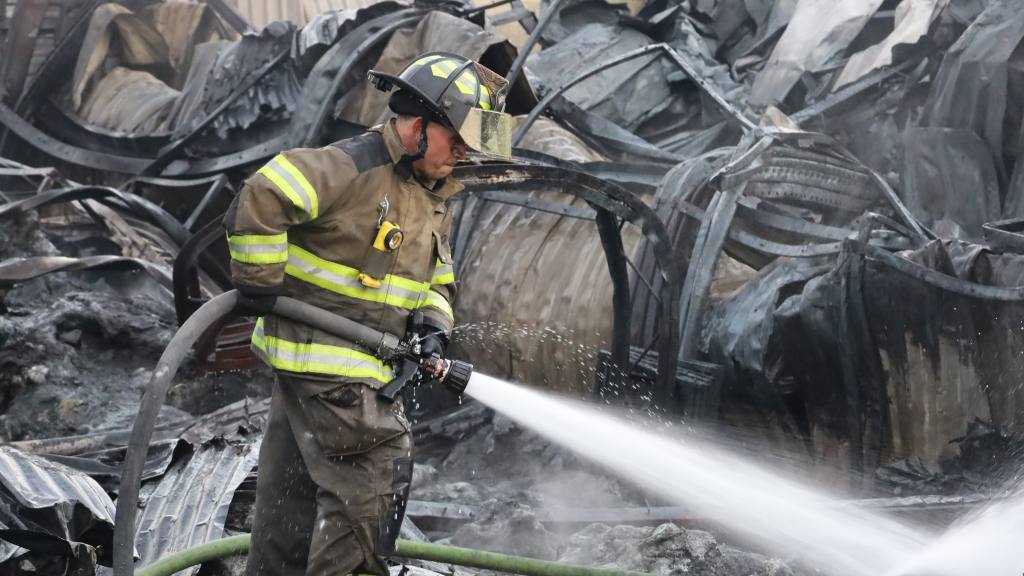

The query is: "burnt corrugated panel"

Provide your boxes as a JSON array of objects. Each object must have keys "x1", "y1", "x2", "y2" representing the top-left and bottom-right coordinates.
[
  {"x1": 132, "y1": 439, "x2": 260, "y2": 575},
  {"x1": 0, "y1": 446, "x2": 115, "y2": 564},
  {"x1": 232, "y1": 0, "x2": 394, "y2": 28},
  {"x1": 233, "y1": 0, "x2": 298, "y2": 28},
  {"x1": 301, "y1": 0, "x2": 384, "y2": 21}
]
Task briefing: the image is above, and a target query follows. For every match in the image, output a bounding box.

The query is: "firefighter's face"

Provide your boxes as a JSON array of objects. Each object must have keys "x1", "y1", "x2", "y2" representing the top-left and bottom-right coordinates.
[{"x1": 412, "y1": 118, "x2": 466, "y2": 180}]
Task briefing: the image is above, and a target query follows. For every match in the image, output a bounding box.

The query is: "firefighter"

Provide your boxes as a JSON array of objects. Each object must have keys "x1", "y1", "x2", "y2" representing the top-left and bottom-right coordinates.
[{"x1": 224, "y1": 53, "x2": 512, "y2": 576}]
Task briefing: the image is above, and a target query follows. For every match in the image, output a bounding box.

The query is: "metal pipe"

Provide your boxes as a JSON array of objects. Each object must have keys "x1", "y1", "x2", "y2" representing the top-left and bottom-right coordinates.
[
  {"x1": 144, "y1": 48, "x2": 290, "y2": 176},
  {"x1": 460, "y1": 0, "x2": 517, "y2": 17},
  {"x1": 113, "y1": 291, "x2": 401, "y2": 576},
  {"x1": 134, "y1": 533, "x2": 649, "y2": 576},
  {"x1": 512, "y1": 44, "x2": 666, "y2": 147},
  {"x1": 504, "y1": 0, "x2": 566, "y2": 88},
  {"x1": 512, "y1": 43, "x2": 756, "y2": 147}
]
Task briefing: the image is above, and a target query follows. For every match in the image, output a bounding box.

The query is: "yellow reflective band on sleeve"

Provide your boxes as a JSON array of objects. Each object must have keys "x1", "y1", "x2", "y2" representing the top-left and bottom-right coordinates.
[
  {"x1": 478, "y1": 85, "x2": 492, "y2": 111},
  {"x1": 227, "y1": 232, "x2": 288, "y2": 264},
  {"x1": 285, "y1": 244, "x2": 430, "y2": 309},
  {"x1": 431, "y1": 259, "x2": 455, "y2": 285},
  {"x1": 251, "y1": 318, "x2": 393, "y2": 382},
  {"x1": 257, "y1": 155, "x2": 319, "y2": 222},
  {"x1": 418, "y1": 289, "x2": 454, "y2": 322}
]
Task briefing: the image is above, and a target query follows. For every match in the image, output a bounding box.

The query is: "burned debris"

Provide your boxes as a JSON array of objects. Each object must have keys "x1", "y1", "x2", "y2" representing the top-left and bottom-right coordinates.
[{"x1": 2, "y1": 0, "x2": 1024, "y2": 574}]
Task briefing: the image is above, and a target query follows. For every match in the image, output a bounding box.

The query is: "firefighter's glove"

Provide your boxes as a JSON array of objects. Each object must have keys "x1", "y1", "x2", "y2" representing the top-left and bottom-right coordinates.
[
  {"x1": 417, "y1": 332, "x2": 447, "y2": 359},
  {"x1": 233, "y1": 288, "x2": 278, "y2": 318}
]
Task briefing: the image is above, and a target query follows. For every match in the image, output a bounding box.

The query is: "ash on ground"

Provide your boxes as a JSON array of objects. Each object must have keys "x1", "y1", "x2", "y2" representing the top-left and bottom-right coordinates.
[
  {"x1": 408, "y1": 409, "x2": 811, "y2": 576},
  {"x1": 0, "y1": 213, "x2": 272, "y2": 441}
]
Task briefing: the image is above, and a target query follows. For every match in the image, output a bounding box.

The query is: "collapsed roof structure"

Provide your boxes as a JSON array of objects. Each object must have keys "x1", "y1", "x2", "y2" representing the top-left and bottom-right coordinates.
[{"x1": 2, "y1": 0, "x2": 1024, "y2": 574}]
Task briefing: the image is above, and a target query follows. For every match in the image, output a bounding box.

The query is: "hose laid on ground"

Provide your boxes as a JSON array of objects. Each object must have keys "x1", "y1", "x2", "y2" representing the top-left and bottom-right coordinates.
[
  {"x1": 114, "y1": 291, "x2": 403, "y2": 576},
  {"x1": 117, "y1": 292, "x2": 648, "y2": 576},
  {"x1": 134, "y1": 533, "x2": 648, "y2": 576}
]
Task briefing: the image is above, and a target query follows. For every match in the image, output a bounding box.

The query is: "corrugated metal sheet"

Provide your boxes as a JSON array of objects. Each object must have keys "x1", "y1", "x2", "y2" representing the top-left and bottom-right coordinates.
[
  {"x1": 453, "y1": 196, "x2": 645, "y2": 396},
  {"x1": 132, "y1": 439, "x2": 261, "y2": 575},
  {"x1": 0, "y1": 446, "x2": 115, "y2": 564},
  {"x1": 230, "y1": 0, "x2": 394, "y2": 28}
]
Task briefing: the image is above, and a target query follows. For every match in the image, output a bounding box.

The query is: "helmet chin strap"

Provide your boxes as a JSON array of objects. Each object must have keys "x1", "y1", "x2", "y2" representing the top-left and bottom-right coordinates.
[{"x1": 395, "y1": 117, "x2": 430, "y2": 179}]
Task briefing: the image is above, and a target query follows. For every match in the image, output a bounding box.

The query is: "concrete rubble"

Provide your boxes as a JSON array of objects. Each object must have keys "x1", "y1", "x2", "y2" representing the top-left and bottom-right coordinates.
[{"x1": 2, "y1": 0, "x2": 1024, "y2": 574}]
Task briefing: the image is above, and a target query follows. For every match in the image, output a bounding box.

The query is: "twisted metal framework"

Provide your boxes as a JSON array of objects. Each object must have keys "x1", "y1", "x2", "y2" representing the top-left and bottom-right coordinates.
[{"x1": 452, "y1": 161, "x2": 683, "y2": 404}]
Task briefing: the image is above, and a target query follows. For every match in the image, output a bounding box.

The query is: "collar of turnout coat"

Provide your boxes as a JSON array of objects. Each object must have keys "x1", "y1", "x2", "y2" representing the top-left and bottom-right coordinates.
[{"x1": 376, "y1": 120, "x2": 464, "y2": 202}]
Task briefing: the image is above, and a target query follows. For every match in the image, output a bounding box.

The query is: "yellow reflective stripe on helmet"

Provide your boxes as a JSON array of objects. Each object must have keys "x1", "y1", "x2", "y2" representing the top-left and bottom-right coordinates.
[
  {"x1": 227, "y1": 232, "x2": 288, "y2": 264},
  {"x1": 285, "y1": 244, "x2": 429, "y2": 309},
  {"x1": 251, "y1": 318, "x2": 393, "y2": 382},
  {"x1": 418, "y1": 289, "x2": 454, "y2": 322},
  {"x1": 454, "y1": 78, "x2": 475, "y2": 96},
  {"x1": 453, "y1": 71, "x2": 479, "y2": 96},
  {"x1": 431, "y1": 259, "x2": 455, "y2": 285},
  {"x1": 257, "y1": 155, "x2": 319, "y2": 222},
  {"x1": 431, "y1": 59, "x2": 458, "y2": 78}
]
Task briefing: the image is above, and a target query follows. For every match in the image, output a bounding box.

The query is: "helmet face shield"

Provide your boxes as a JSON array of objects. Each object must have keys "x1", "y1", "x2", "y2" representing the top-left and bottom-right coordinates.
[
  {"x1": 370, "y1": 52, "x2": 513, "y2": 160},
  {"x1": 457, "y1": 107, "x2": 512, "y2": 160}
]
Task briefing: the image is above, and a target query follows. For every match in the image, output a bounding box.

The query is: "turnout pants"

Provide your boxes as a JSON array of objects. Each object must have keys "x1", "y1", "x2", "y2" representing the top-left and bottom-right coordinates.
[{"x1": 246, "y1": 376, "x2": 413, "y2": 576}]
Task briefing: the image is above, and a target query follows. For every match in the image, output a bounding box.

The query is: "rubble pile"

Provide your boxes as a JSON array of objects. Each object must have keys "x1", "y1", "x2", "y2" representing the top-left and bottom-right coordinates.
[{"x1": 2, "y1": 0, "x2": 1024, "y2": 574}]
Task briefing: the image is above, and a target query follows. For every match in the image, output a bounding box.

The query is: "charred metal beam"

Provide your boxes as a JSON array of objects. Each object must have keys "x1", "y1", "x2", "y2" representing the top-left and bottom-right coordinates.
[
  {"x1": 123, "y1": 174, "x2": 234, "y2": 233},
  {"x1": 205, "y1": 0, "x2": 256, "y2": 35},
  {"x1": 0, "y1": 255, "x2": 172, "y2": 289},
  {"x1": 459, "y1": 0, "x2": 517, "y2": 17},
  {"x1": 0, "y1": 184, "x2": 233, "y2": 293},
  {"x1": 162, "y1": 134, "x2": 289, "y2": 177},
  {"x1": 0, "y1": 103, "x2": 152, "y2": 173},
  {"x1": 0, "y1": 185, "x2": 123, "y2": 218},
  {"x1": 671, "y1": 195, "x2": 908, "y2": 258},
  {"x1": 172, "y1": 216, "x2": 259, "y2": 372},
  {"x1": 513, "y1": 43, "x2": 755, "y2": 147},
  {"x1": 595, "y1": 211, "x2": 632, "y2": 371},
  {"x1": 477, "y1": 190, "x2": 595, "y2": 219},
  {"x1": 34, "y1": 100, "x2": 170, "y2": 157},
  {"x1": 183, "y1": 176, "x2": 232, "y2": 231},
  {"x1": 791, "y1": 58, "x2": 919, "y2": 126},
  {"x1": 678, "y1": 186, "x2": 742, "y2": 362},
  {"x1": 853, "y1": 240, "x2": 1024, "y2": 301},
  {"x1": 173, "y1": 218, "x2": 228, "y2": 325},
  {"x1": 5, "y1": 418, "x2": 193, "y2": 456},
  {"x1": 660, "y1": 47, "x2": 756, "y2": 132},
  {"x1": 513, "y1": 45, "x2": 664, "y2": 147},
  {"x1": 982, "y1": 217, "x2": 1024, "y2": 253},
  {"x1": 514, "y1": 0, "x2": 539, "y2": 35},
  {"x1": 1, "y1": 0, "x2": 49, "y2": 103},
  {"x1": 145, "y1": 48, "x2": 291, "y2": 176},
  {"x1": 454, "y1": 162, "x2": 681, "y2": 400},
  {"x1": 12, "y1": 0, "x2": 102, "y2": 116},
  {"x1": 451, "y1": 194, "x2": 483, "y2": 276},
  {"x1": 291, "y1": 8, "x2": 426, "y2": 147},
  {"x1": 734, "y1": 199, "x2": 854, "y2": 241},
  {"x1": 503, "y1": 0, "x2": 565, "y2": 87}
]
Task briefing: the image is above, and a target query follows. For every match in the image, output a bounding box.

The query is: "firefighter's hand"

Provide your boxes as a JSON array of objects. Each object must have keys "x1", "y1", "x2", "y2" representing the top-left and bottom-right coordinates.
[
  {"x1": 418, "y1": 332, "x2": 447, "y2": 358},
  {"x1": 233, "y1": 290, "x2": 278, "y2": 317}
]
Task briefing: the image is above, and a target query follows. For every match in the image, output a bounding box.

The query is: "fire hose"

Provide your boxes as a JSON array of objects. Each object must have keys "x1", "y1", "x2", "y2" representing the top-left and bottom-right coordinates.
[
  {"x1": 134, "y1": 533, "x2": 648, "y2": 576},
  {"x1": 113, "y1": 290, "x2": 473, "y2": 576}
]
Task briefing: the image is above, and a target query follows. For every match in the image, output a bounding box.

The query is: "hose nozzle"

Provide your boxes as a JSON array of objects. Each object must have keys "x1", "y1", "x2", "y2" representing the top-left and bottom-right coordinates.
[
  {"x1": 442, "y1": 359, "x2": 473, "y2": 395},
  {"x1": 420, "y1": 356, "x2": 473, "y2": 395}
]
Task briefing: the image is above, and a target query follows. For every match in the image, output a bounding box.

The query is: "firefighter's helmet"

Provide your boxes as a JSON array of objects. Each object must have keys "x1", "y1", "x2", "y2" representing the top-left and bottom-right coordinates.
[{"x1": 368, "y1": 53, "x2": 512, "y2": 160}]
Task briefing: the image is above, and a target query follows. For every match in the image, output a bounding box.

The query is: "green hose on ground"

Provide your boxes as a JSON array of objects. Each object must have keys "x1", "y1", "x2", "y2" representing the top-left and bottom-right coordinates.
[{"x1": 134, "y1": 533, "x2": 648, "y2": 576}]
